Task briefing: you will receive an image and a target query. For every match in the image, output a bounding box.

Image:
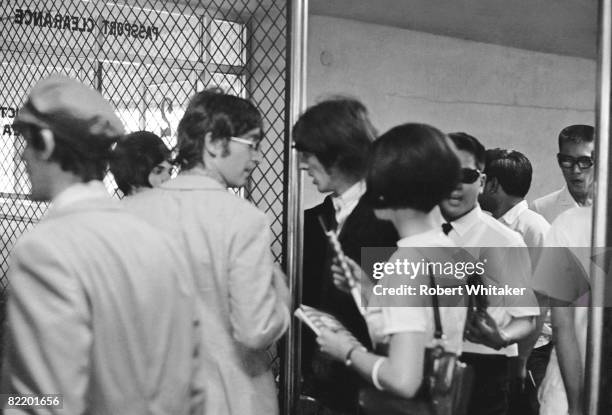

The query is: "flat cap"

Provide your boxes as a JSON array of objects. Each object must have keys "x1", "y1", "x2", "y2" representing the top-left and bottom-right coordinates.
[{"x1": 15, "y1": 74, "x2": 125, "y2": 146}]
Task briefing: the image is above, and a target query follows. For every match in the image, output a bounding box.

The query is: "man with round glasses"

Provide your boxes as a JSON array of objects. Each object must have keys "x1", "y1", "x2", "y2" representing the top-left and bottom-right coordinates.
[
  {"x1": 532, "y1": 125, "x2": 595, "y2": 223},
  {"x1": 123, "y1": 89, "x2": 290, "y2": 415},
  {"x1": 439, "y1": 132, "x2": 539, "y2": 415}
]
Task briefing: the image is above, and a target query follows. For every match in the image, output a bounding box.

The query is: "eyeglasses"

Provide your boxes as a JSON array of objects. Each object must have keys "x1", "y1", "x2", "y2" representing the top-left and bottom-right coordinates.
[
  {"x1": 229, "y1": 136, "x2": 261, "y2": 152},
  {"x1": 460, "y1": 168, "x2": 481, "y2": 184},
  {"x1": 557, "y1": 153, "x2": 594, "y2": 170}
]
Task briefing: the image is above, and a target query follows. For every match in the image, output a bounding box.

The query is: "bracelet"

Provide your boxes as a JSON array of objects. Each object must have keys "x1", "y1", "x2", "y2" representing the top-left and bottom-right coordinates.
[
  {"x1": 371, "y1": 357, "x2": 385, "y2": 391},
  {"x1": 344, "y1": 345, "x2": 366, "y2": 367}
]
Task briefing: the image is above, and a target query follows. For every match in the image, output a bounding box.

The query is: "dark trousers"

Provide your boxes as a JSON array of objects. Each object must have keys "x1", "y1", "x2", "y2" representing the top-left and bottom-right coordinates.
[
  {"x1": 507, "y1": 342, "x2": 552, "y2": 415},
  {"x1": 528, "y1": 341, "x2": 552, "y2": 390},
  {"x1": 460, "y1": 352, "x2": 511, "y2": 415}
]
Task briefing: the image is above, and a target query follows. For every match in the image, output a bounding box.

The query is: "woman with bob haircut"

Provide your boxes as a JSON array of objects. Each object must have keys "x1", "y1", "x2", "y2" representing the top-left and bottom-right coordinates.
[
  {"x1": 315, "y1": 123, "x2": 469, "y2": 400},
  {"x1": 110, "y1": 130, "x2": 173, "y2": 196}
]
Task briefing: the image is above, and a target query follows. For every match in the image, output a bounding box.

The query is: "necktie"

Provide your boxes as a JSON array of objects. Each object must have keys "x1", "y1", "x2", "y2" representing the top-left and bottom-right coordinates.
[
  {"x1": 326, "y1": 197, "x2": 338, "y2": 231},
  {"x1": 442, "y1": 222, "x2": 453, "y2": 235}
]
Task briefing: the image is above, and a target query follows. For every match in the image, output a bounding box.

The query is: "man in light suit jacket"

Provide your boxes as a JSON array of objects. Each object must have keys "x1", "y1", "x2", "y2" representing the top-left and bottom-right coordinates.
[
  {"x1": 2, "y1": 75, "x2": 204, "y2": 414},
  {"x1": 123, "y1": 89, "x2": 290, "y2": 415},
  {"x1": 532, "y1": 125, "x2": 595, "y2": 223}
]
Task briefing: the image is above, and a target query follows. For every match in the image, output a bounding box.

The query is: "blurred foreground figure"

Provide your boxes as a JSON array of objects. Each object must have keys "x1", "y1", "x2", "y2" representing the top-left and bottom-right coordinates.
[
  {"x1": 2, "y1": 75, "x2": 203, "y2": 414},
  {"x1": 533, "y1": 205, "x2": 593, "y2": 415},
  {"x1": 123, "y1": 89, "x2": 290, "y2": 415},
  {"x1": 110, "y1": 130, "x2": 173, "y2": 196}
]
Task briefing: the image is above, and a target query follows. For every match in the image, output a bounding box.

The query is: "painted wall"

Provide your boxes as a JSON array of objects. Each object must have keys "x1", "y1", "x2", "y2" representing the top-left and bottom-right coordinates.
[{"x1": 304, "y1": 15, "x2": 597, "y2": 209}]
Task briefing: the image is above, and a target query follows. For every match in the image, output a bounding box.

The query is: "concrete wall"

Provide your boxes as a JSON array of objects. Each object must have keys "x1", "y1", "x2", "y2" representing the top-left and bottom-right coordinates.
[{"x1": 304, "y1": 15, "x2": 597, "y2": 209}]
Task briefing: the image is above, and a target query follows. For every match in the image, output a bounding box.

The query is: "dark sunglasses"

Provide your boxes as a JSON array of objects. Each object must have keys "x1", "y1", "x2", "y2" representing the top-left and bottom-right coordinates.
[
  {"x1": 460, "y1": 168, "x2": 481, "y2": 184},
  {"x1": 557, "y1": 153, "x2": 594, "y2": 170}
]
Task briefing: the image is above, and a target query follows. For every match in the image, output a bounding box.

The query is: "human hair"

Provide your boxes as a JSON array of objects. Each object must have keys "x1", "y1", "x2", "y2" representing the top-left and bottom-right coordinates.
[
  {"x1": 110, "y1": 131, "x2": 171, "y2": 195},
  {"x1": 176, "y1": 88, "x2": 263, "y2": 170},
  {"x1": 484, "y1": 148, "x2": 532, "y2": 198},
  {"x1": 558, "y1": 124, "x2": 595, "y2": 149},
  {"x1": 448, "y1": 132, "x2": 486, "y2": 170},
  {"x1": 364, "y1": 123, "x2": 460, "y2": 212},
  {"x1": 292, "y1": 98, "x2": 376, "y2": 180},
  {"x1": 20, "y1": 123, "x2": 114, "y2": 182}
]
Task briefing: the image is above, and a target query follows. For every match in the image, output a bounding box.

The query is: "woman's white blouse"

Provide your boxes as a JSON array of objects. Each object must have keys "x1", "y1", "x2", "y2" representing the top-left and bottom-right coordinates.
[{"x1": 365, "y1": 229, "x2": 468, "y2": 354}]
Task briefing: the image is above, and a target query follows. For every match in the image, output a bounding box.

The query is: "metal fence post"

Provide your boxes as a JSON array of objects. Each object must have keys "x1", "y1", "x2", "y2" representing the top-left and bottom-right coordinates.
[
  {"x1": 588, "y1": 1, "x2": 611, "y2": 413},
  {"x1": 281, "y1": 0, "x2": 308, "y2": 413}
]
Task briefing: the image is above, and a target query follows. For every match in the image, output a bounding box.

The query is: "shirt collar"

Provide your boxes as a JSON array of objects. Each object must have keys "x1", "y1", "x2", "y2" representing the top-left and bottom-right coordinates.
[
  {"x1": 51, "y1": 181, "x2": 110, "y2": 211},
  {"x1": 448, "y1": 204, "x2": 483, "y2": 237},
  {"x1": 331, "y1": 180, "x2": 366, "y2": 213},
  {"x1": 559, "y1": 185, "x2": 579, "y2": 207},
  {"x1": 162, "y1": 172, "x2": 227, "y2": 191},
  {"x1": 397, "y1": 228, "x2": 452, "y2": 247},
  {"x1": 500, "y1": 200, "x2": 528, "y2": 226}
]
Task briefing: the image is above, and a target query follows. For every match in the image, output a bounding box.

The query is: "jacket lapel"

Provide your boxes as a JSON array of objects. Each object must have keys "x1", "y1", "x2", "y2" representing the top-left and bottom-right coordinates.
[{"x1": 338, "y1": 197, "x2": 370, "y2": 242}]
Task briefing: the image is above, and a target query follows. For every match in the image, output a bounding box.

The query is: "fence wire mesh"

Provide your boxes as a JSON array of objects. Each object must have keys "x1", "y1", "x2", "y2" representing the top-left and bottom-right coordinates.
[{"x1": 0, "y1": 0, "x2": 288, "y2": 366}]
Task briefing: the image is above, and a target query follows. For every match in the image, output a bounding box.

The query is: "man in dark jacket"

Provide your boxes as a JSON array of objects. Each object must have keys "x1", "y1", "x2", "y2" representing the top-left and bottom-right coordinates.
[{"x1": 293, "y1": 98, "x2": 398, "y2": 414}]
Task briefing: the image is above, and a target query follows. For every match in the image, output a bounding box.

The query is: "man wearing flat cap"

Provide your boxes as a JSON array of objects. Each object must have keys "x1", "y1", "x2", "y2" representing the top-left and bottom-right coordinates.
[{"x1": 1, "y1": 75, "x2": 204, "y2": 414}]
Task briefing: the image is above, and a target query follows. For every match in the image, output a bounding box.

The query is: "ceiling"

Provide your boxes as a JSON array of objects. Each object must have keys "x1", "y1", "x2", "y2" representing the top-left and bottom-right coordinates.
[{"x1": 310, "y1": 0, "x2": 599, "y2": 60}]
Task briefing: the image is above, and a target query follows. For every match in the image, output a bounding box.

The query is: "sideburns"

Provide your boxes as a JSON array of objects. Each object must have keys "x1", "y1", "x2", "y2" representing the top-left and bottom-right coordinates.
[{"x1": 220, "y1": 139, "x2": 231, "y2": 157}]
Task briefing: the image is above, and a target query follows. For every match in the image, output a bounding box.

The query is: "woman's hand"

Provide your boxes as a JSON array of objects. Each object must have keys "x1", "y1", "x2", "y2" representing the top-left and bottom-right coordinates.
[
  {"x1": 316, "y1": 326, "x2": 363, "y2": 362},
  {"x1": 331, "y1": 256, "x2": 364, "y2": 293}
]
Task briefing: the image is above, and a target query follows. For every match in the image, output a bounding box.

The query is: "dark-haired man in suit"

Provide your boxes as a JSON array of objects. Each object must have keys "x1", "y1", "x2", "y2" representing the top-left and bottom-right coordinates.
[{"x1": 293, "y1": 98, "x2": 398, "y2": 415}]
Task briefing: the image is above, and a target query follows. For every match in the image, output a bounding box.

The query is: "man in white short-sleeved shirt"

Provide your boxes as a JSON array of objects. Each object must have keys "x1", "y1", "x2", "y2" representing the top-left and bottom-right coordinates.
[
  {"x1": 534, "y1": 206, "x2": 593, "y2": 415},
  {"x1": 439, "y1": 133, "x2": 539, "y2": 415},
  {"x1": 479, "y1": 148, "x2": 552, "y2": 414},
  {"x1": 480, "y1": 148, "x2": 550, "y2": 257},
  {"x1": 532, "y1": 125, "x2": 595, "y2": 224}
]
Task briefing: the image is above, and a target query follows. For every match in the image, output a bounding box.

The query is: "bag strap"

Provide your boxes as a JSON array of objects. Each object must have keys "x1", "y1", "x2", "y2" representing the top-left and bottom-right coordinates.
[{"x1": 428, "y1": 265, "x2": 444, "y2": 340}]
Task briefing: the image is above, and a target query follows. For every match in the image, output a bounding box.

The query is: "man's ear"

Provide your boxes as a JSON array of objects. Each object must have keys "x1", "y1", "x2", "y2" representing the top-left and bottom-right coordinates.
[
  {"x1": 478, "y1": 172, "x2": 487, "y2": 195},
  {"x1": 38, "y1": 129, "x2": 55, "y2": 161},
  {"x1": 483, "y1": 176, "x2": 498, "y2": 193},
  {"x1": 203, "y1": 132, "x2": 223, "y2": 158}
]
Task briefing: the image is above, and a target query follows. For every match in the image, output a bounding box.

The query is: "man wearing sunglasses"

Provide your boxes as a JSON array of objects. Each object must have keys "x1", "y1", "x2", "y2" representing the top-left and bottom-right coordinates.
[
  {"x1": 532, "y1": 125, "x2": 595, "y2": 223},
  {"x1": 439, "y1": 133, "x2": 539, "y2": 415}
]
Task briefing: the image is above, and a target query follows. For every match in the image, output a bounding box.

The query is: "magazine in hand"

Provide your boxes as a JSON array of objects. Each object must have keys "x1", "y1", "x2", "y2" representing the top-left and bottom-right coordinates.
[{"x1": 294, "y1": 304, "x2": 345, "y2": 336}]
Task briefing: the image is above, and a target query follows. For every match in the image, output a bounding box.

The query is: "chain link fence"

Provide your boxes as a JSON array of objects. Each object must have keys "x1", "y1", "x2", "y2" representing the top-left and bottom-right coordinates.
[{"x1": 0, "y1": 0, "x2": 288, "y2": 361}]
